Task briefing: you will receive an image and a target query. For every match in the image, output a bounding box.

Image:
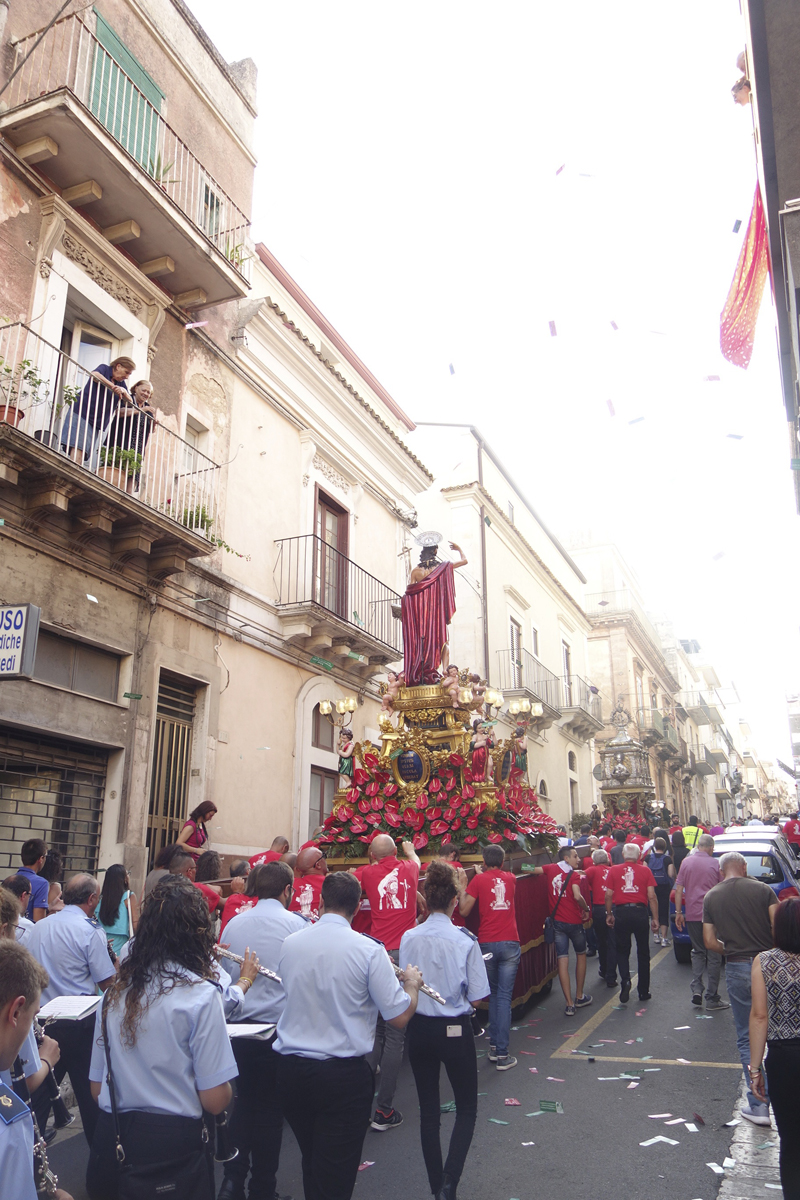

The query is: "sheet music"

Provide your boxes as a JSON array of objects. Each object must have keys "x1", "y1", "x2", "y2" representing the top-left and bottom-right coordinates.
[
  {"x1": 227, "y1": 1023, "x2": 276, "y2": 1040},
  {"x1": 38, "y1": 995, "x2": 102, "y2": 1021}
]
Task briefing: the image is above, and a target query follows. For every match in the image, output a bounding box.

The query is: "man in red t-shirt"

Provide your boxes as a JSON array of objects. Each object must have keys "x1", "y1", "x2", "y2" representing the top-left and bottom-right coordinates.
[
  {"x1": 354, "y1": 834, "x2": 420, "y2": 1130},
  {"x1": 458, "y1": 844, "x2": 520, "y2": 1068},
  {"x1": 583, "y1": 849, "x2": 617, "y2": 987},
  {"x1": 628, "y1": 825, "x2": 649, "y2": 852},
  {"x1": 605, "y1": 845, "x2": 659, "y2": 1003},
  {"x1": 423, "y1": 846, "x2": 466, "y2": 926},
  {"x1": 218, "y1": 859, "x2": 253, "y2": 935},
  {"x1": 289, "y1": 846, "x2": 328, "y2": 921},
  {"x1": 782, "y1": 814, "x2": 800, "y2": 858},
  {"x1": 529, "y1": 847, "x2": 592, "y2": 1017},
  {"x1": 249, "y1": 836, "x2": 290, "y2": 870},
  {"x1": 168, "y1": 849, "x2": 223, "y2": 915}
]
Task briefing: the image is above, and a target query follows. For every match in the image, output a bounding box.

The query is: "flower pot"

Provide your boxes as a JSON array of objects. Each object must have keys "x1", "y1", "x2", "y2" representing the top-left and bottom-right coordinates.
[
  {"x1": 33, "y1": 429, "x2": 59, "y2": 448},
  {"x1": 97, "y1": 464, "x2": 126, "y2": 489},
  {"x1": 0, "y1": 404, "x2": 24, "y2": 427}
]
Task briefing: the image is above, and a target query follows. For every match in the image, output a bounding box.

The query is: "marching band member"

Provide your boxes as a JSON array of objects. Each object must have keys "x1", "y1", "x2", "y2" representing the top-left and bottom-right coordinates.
[
  {"x1": 0, "y1": 940, "x2": 73, "y2": 1200},
  {"x1": 400, "y1": 861, "x2": 489, "y2": 1200},
  {"x1": 219, "y1": 862, "x2": 307, "y2": 1200},
  {"x1": 85, "y1": 876, "x2": 238, "y2": 1200},
  {"x1": 274, "y1": 871, "x2": 422, "y2": 1200}
]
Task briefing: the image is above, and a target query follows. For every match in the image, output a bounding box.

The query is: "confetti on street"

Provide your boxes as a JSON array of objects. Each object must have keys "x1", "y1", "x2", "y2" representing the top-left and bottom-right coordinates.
[
  {"x1": 358, "y1": 1161, "x2": 375, "y2": 1171},
  {"x1": 649, "y1": 1114, "x2": 673, "y2": 1119},
  {"x1": 521, "y1": 1141, "x2": 535, "y2": 1146},
  {"x1": 707, "y1": 1164, "x2": 725, "y2": 1175},
  {"x1": 641, "y1": 1136, "x2": 680, "y2": 1147},
  {"x1": 546, "y1": 1077, "x2": 564, "y2": 1083},
  {"x1": 685, "y1": 1123, "x2": 698, "y2": 1133},
  {"x1": 504, "y1": 1099, "x2": 521, "y2": 1106},
  {"x1": 627, "y1": 1082, "x2": 639, "y2": 1089},
  {"x1": 489, "y1": 1118, "x2": 509, "y2": 1125}
]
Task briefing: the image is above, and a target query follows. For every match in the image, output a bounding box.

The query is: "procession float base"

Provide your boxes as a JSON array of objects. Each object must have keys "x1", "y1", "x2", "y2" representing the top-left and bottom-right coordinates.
[{"x1": 320, "y1": 678, "x2": 559, "y2": 1009}]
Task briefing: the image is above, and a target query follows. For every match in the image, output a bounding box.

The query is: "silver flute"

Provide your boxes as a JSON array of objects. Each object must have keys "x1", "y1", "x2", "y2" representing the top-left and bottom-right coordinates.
[
  {"x1": 389, "y1": 960, "x2": 446, "y2": 1006},
  {"x1": 216, "y1": 945, "x2": 282, "y2": 984}
]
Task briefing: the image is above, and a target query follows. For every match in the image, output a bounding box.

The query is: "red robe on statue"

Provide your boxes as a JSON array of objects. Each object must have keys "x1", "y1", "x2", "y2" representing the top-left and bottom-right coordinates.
[{"x1": 401, "y1": 561, "x2": 457, "y2": 685}]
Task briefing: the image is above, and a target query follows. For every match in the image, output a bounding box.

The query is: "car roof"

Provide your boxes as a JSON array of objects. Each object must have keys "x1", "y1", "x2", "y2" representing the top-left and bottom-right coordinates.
[
  {"x1": 722, "y1": 827, "x2": 782, "y2": 837},
  {"x1": 713, "y1": 843, "x2": 781, "y2": 855}
]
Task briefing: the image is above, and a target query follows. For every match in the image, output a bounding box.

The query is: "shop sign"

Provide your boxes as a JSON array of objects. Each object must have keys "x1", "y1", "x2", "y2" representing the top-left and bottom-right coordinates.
[{"x1": 0, "y1": 604, "x2": 41, "y2": 678}]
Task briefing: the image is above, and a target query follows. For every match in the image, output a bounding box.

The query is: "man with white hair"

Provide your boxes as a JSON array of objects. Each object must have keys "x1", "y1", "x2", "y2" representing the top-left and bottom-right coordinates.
[
  {"x1": 703, "y1": 851, "x2": 778, "y2": 1127},
  {"x1": 604, "y1": 845, "x2": 659, "y2": 1004}
]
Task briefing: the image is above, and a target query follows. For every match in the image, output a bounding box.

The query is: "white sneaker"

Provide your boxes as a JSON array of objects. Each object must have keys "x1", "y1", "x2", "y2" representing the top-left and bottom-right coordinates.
[
  {"x1": 653, "y1": 932, "x2": 661, "y2": 943},
  {"x1": 741, "y1": 1104, "x2": 771, "y2": 1127}
]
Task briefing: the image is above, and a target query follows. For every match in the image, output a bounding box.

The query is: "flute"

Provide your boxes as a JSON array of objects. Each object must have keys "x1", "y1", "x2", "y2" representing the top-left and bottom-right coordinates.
[
  {"x1": 216, "y1": 945, "x2": 282, "y2": 984},
  {"x1": 388, "y1": 960, "x2": 446, "y2": 1006}
]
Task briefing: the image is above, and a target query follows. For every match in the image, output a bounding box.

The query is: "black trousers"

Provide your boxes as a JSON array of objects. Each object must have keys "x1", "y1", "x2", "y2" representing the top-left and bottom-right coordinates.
[
  {"x1": 407, "y1": 1013, "x2": 478, "y2": 1195},
  {"x1": 86, "y1": 1109, "x2": 213, "y2": 1200},
  {"x1": 613, "y1": 905, "x2": 651, "y2": 998},
  {"x1": 277, "y1": 1054, "x2": 373, "y2": 1200},
  {"x1": 766, "y1": 1039, "x2": 800, "y2": 1200},
  {"x1": 50, "y1": 1014, "x2": 98, "y2": 1145},
  {"x1": 592, "y1": 905, "x2": 617, "y2": 982},
  {"x1": 225, "y1": 1036, "x2": 284, "y2": 1199}
]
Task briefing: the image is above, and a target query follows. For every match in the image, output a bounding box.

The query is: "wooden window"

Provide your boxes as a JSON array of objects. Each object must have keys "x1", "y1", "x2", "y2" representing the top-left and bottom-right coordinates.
[
  {"x1": 91, "y1": 12, "x2": 165, "y2": 171},
  {"x1": 310, "y1": 767, "x2": 337, "y2": 838},
  {"x1": 33, "y1": 632, "x2": 119, "y2": 702},
  {"x1": 312, "y1": 704, "x2": 335, "y2": 752},
  {"x1": 314, "y1": 488, "x2": 349, "y2": 619}
]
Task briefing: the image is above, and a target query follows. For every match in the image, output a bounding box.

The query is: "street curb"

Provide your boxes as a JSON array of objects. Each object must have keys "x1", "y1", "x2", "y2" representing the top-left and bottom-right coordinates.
[{"x1": 718, "y1": 1079, "x2": 781, "y2": 1197}]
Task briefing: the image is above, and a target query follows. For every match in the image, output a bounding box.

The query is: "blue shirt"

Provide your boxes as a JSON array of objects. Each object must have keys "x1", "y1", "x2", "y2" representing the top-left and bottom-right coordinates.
[
  {"x1": 119, "y1": 940, "x2": 244, "y2": 1020},
  {"x1": 17, "y1": 868, "x2": 48, "y2": 919},
  {"x1": 0, "y1": 1025, "x2": 40, "y2": 1089},
  {"x1": 0, "y1": 1089, "x2": 36, "y2": 1200},
  {"x1": 274, "y1": 913, "x2": 409, "y2": 1060},
  {"x1": 224, "y1": 898, "x2": 308, "y2": 1024},
  {"x1": 89, "y1": 968, "x2": 237, "y2": 1117},
  {"x1": 400, "y1": 913, "x2": 490, "y2": 1017},
  {"x1": 26, "y1": 906, "x2": 114, "y2": 1003}
]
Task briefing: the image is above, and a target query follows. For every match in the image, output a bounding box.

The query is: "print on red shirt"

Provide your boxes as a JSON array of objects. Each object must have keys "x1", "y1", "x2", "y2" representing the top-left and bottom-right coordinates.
[
  {"x1": 289, "y1": 874, "x2": 324, "y2": 921},
  {"x1": 249, "y1": 849, "x2": 283, "y2": 869},
  {"x1": 541, "y1": 863, "x2": 585, "y2": 925},
  {"x1": 466, "y1": 870, "x2": 519, "y2": 942},
  {"x1": 219, "y1": 893, "x2": 255, "y2": 935},
  {"x1": 606, "y1": 862, "x2": 656, "y2": 906},
  {"x1": 357, "y1": 857, "x2": 419, "y2": 950},
  {"x1": 783, "y1": 820, "x2": 800, "y2": 845},
  {"x1": 583, "y1": 863, "x2": 611, "y2": 907}
]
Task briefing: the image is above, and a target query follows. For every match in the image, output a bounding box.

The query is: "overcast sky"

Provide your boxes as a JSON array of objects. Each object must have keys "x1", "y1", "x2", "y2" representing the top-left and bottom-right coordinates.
[{"x1": 189, "y1": 0, "x2": 800, "y2": 770}]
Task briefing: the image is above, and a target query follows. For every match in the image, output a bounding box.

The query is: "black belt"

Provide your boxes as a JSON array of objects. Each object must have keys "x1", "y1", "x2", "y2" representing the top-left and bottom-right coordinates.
[
  {"x1": 726, "y1": 952, "x2": 758, "y2": 963},
  {"x1": 617, "y1": 903, "x2": 648, "y2": 908}
]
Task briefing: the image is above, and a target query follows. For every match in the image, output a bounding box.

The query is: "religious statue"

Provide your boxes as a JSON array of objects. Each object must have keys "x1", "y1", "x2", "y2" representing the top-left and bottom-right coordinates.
[
  {"x1": 381, "y1": 670, "x2": 404, "y2": 713},
  {"x1": 443, "y1": 664, "x2": 461, "y2": 708},
  {"x1": 470, "y1": 720, "x2": 494, "y2": 783},
  {"x1": 338, "y1": 728, "x2": 355, "y2": 786},
  {"x1": 513, "y1": 725, "x2": 528, "y2": 778},
  {"x1": 401, "y1": 534, "x2": 467, "y2": 685},
  {"x1": 469, "y1": 673, "x2": 486, "y2": 715}
]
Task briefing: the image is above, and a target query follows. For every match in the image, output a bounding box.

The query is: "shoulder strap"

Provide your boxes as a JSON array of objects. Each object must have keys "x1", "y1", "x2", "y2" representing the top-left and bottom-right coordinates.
[
  {"x1": 101, "y1": 991, "x2": 126, "y2": 1166},
  {"x1": 551, "y1": 869, "x2": 573, "y2": 920}
]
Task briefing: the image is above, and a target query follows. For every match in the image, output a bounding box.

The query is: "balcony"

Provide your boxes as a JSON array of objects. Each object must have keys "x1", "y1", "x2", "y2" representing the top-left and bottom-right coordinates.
[
  {"x1": 1, "y1": 15, "x2": 250, "y2": 307},
  {"x1": 559, "y1": 674, "x2": 603, "y2": 741},
  {"x1": 696, "y1": 745, "x2": 720, "y2": 775},
  {"x1": 495, "y1": 648, "x2": 562, "y2": 732},
  {"x1": 273, "y1": 535, "x2": 402, "y2": 674},
  {"x1": 584, "y1": 588, "x2": 664, "y2": 651},
  {"x1": 0, "y1": 322, "x2": 221, "y2": 577},
  {"x1": 676, "y1": 690, "x2": 724, "y2": 725}
]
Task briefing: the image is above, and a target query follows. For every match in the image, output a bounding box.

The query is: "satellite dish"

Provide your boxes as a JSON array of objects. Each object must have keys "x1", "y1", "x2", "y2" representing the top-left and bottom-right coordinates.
[
  {"x1": 592, "y1": 764, "x2": 603, "y2": 781},
  {"x1": 416, "y1": 530, "x2": 443, "y2": 547}
]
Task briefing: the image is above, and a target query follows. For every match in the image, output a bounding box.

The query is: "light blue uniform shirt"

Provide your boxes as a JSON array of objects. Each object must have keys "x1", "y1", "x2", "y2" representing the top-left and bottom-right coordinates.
[
  {"x1": 400, "y1": 913, "x2": 490, "y2": 1018},
  {"x1": 89, "y1": 967, "x2": 237, "y2": 1117},
  {"x1": 274, "y1": 913, "x2": 409, "y2": 1060},
  {"x1": 0, "y1": 1099, "x2": 35, "y2": 1200},
  {"x1": 224, "y1": 898, "x2": 308, "y2": 1024},
  {"x1": 26, "y1": 906, "x2": 113, "y2": 1003},
  {"x1": 0, "y1": 1025, "x2": 41, "y2": 1089},
  {"x1": 119, "y1": 939, "x2": 244, "y2": 1020}
]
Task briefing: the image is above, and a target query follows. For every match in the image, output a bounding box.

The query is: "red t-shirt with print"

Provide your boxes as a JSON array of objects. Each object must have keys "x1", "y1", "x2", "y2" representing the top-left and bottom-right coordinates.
[
  {"x1": 219, "y1": 893, "x2": 255, "y2": 935},
  {"x1": 606, "y1": 862, "x2": 656, "y2": 905},
  {"x1": 249, "y1": 849, "x2": 283, "y2": 869},
  {"x1": 289, "y1": 873, "x2": 325, "y2": 922},
  {"x1": 583, "y1": 863, "x2": 613, "y2": 907},
  {"x1": 541, "y1": 863, "x2": 585, "y2": 925},
  {"x1": 466, "y1": 869, "x2": 519, "y2": 942},
  {"x1": 356, "y1": 857, "x2": 419, "y2": 950},
  {"x1": 194, "y1": 881, "x2": 222, "y2": 914},
  {"x1": 782, "y1": 819, "x2": 800, "y2": 846},
  {"x1": 600, "y1": 837, "x2": 616, "y2": 853}
]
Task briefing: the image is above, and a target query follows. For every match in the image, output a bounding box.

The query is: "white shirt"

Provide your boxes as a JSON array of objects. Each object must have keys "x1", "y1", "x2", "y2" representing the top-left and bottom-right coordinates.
[
  {"x1": 274, "y1": 913, "x2": 409, "y2": 1059},
  {"x1": 89, "y1": 968, "x2": 237, "y2": 1117},
  {"x1": 15, "y1": 917, "x2": 34, "y2": 946},
  {"x1": 26, "y1": 906, "x2": 113, "y2": 1003}
]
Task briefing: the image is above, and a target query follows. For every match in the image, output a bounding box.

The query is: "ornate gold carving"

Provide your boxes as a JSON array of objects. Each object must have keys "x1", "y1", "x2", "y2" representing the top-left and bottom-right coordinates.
[{"x1": 61, "y1": 234, "x2": 143, "y2": 315}]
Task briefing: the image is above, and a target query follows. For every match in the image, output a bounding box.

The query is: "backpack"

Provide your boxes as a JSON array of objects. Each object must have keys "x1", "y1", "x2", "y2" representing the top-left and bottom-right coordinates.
[{"x1": 649, "y1": 852, "x2": 670, "y2": 885}]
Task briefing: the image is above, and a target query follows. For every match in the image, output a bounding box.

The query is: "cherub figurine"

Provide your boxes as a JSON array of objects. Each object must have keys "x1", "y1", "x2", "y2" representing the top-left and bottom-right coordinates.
[
  {"x1": 338, "y1": 728, "x2": 355, "y2": 785},
  {"x1": 381, "y1": 670, "x2": 404, "y2": 712},
  {"x1": 443, "y1": 664, "x2": 460, "y2": 708},
  {"x1": 469, "y1": 673, "x2": 486, "y2": 715},
  {"x1": 469, "y1": 719, "x2": 493, "y2": 783}
]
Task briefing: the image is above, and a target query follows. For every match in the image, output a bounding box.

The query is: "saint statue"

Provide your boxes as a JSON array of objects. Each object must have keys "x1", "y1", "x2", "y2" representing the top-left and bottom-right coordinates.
[{"x1": 401, "y1": 538, "x2": 467, "y2": 685}]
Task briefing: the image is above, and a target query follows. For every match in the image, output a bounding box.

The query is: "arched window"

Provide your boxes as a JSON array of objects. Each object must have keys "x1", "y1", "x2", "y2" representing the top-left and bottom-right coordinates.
[
  {"x1": 568, "y1": 751, "x2": 577, "y2": 772},
  {"x1": 538, "y1": 779, "x2": 548, "y2": 798}
]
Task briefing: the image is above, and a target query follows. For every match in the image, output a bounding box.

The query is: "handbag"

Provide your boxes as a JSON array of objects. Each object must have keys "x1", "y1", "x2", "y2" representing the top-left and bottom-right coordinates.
[
  {"x1": 543, "y1": 869, "x2": 573, "y2": 945},
  {"x1": 101, "y1": 994, "x2": 212, "y2": 1200}
]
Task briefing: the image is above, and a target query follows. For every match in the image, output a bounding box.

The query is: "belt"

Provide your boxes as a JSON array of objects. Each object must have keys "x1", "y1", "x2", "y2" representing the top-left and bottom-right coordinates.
[
  {"x1": 617, "y1": 902, "x2": 647, "y2": 908},
  {"x1": 726, "y1": 952, "x2": 758, "y2": 963}
]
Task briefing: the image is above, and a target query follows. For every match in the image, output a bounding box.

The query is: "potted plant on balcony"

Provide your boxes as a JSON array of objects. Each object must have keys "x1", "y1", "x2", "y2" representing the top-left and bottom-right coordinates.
[
  {"x1": 33, "y1": 382, "x2": 82, "y2": 448},
  {"x1": 0, "y1": 356, "x2": 51, "y2": 426},
  {"x1": 98, "y1": 445, "x2": 143, "y2": 489},
  {"x1": 148, "y1": 154, "x2": 180, "y2": 190}
]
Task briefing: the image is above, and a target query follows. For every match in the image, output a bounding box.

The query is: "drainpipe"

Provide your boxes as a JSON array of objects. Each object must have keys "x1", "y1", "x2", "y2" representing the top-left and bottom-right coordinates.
[{"x1": 476, "y1": 435, "x2": 491, "y2": 682}]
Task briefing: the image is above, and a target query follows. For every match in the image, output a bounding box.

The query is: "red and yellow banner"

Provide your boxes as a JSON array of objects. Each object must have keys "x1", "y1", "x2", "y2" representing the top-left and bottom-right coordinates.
[{"x1": 720, "y1": 184, "x2": 770, "y2": 369}]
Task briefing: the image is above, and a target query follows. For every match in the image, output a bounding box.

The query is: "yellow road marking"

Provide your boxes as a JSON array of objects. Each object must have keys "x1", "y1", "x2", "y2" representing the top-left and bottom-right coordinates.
[{"x1": 549, "y1": 946, "x2": 740, "y2": 1067}]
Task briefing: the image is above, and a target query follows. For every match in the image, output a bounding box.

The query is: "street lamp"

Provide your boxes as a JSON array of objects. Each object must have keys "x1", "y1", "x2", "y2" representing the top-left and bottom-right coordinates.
[{"x1": 319, "y1": 695, "x2": 358, "y2": 727}]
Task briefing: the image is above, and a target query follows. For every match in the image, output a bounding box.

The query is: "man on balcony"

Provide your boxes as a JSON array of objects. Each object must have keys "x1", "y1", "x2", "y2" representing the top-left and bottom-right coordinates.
[
  {"x1": 61, "y1": 357, "x2": 135, "y2": 469},
  {"x1": 402, "y1": 539, "x2": 467, "y2": 685}
]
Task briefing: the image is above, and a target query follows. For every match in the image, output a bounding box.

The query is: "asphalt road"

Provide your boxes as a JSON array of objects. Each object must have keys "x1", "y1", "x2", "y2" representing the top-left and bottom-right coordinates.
[{"x1": 49, "y1": 942, "x2": 748, "y2": 1200}]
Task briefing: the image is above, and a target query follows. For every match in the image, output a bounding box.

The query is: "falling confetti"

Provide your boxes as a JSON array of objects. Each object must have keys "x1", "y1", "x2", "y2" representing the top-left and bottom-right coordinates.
[
  {"x1": 184, "y1": 320, "x2": 209, "y2": 330},
  {"x1": 712, "y1": 552, "x2": 725, "y2": 561},
  {"x1": 628, "y1": 417, "x2": 645, "y2": 425},
  {"x1": 607, "y1": 399, "x2": 616, "y2": 416},
  {"x1": 449, "y1": 363, "x2": 455, "y2": 375},
  {"x1": 704, "y1": 375, "x2": 721, "y2": 382},
  {"x1": 733, "y1": 219, "x2": 742, "y2": 233},
  {"x1": 548, "y1": 320, "x2": 557, "y2": 337},
  {"x1": 610, "y1": 320, "x2": 619, "y2": 330},
  {"x1": 727, "y1": 433, "x2": 744, "y2": 439},
  {"x1": 555, "y1": 164, "x2": 565, "y2": 175}
]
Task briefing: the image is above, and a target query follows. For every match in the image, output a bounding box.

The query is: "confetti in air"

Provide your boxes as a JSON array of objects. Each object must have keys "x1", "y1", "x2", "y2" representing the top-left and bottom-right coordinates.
[
  {"x1": 628, "y1": 417, "x2": 645, "y2": 425},
  {"x1": 555, "y1": 164, "x2": 565, "y2": 175},
  {"x1": 606, "y1": 399, "x2": 616, "y2": 416},
  {"x1": 184, "y1": 321, "x2": 209, "y2": 330},
  {"x1": 727, "y1": 434, "x2": 744, "y2": 440},
  {"x1": 733, "y1": 219, "x2": 742, "y2": 233},
  {"x1": 610, "y1": 320, "x2": 618, "y2": 330},
  {"x1": 548, "y1": 321, "x2": 557, "y2": 337},
  {"x1": 704, "y1": 375, "x2": 721, "y2": 382},
  {"x1": 449, "y1": 363, "x2": 455, "y2": 375}
]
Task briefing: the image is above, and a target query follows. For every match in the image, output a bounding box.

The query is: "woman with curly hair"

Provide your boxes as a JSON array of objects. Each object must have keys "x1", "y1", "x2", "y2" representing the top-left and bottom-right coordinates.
[
  {"x1": 85, "y1": 875, "x2": 238, "y2": 1200},
  {"x1": 399, "y1": 861, "x2": 490, "y2": 1200}
]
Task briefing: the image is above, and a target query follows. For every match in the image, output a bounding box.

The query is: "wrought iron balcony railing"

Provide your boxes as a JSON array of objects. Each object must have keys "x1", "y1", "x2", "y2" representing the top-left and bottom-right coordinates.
[
  {"x1": 495, "y1": 648, "x2": 562, "y2": 713},
  {"x1": 5, "y1": 14, "x2": 250, "y2": 278},
  {"x1": 273, "y1": 535, "x2": 403, "y2": 656},
  {"x1": 0, "y1": 321, "x2": 221, "y2": 537},
  {"x1": 561, "y1": 674, "x2": 602, "y2": 721}
]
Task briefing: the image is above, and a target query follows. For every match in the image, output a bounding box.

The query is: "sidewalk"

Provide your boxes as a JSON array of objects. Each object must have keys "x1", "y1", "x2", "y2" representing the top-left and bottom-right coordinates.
[{"x1": 719, "y1": 1080, "x2": 782, "y2": 1198}]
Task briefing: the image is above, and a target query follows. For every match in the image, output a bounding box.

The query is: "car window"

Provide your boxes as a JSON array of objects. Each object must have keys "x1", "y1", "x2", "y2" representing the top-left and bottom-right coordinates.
[{"x1": 744, "y1": 855, "x2": 782, "y2": 885}]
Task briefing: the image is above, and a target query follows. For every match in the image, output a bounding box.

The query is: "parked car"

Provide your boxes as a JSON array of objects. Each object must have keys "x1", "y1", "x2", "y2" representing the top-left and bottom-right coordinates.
[{"x1": 669, "y1": 835, "x2": 800, "y2": 963}]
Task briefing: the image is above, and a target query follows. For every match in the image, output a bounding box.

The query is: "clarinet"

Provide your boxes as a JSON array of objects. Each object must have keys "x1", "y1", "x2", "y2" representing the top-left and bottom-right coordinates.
[
  {"x1": 32, "y1": 1018, "x2": 74, "y2": 1129},
  {"x1": 11, "y1": 1055, "x2": 59, "y2": 1198}
]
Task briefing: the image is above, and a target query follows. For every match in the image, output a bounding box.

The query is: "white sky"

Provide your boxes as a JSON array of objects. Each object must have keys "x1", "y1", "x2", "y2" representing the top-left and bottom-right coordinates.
[{"x1": 189, "y1": 0, "x2": 800, "y2": 769}]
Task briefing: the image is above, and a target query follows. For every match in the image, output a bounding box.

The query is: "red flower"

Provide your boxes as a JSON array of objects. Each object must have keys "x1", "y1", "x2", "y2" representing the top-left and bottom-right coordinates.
[
  {"x1": 336, "y1": 834, "x2": 350, "y2": 843},
  {"x1": 354, "y1": 769, "x2": 370, "y2": 785},
  {"x1": 383, "y1": 783, "x2": 399, "y2": 797},
  {"x1": 412, "y1": 833, "x2": 429, "y2": 850},
  {"x1": 384, "y1": 811, "x2": 402, "y2": 828},
  {"x1": 445, "y1": 777, "x2": 458, "y2": 791},
  {"x1": 358, "y1": 799, "x2": 371, "y2": 814},
  {"x1": 450, "y1": 818, "x2": 461, "y2": 831},
  {"x1": 363, "y1": 752, "x2": 380, "y2": 768},
  {"x1": 365, "y1": 812, "x2": 382, "y2": 826},
  {"x1": 460, "y1": 803, "x2": 471, "y2": 817},
  {"x1": 429, "y1": 778, "x2": 442, "y2": 793},
  {"x1": 404, "y1": 809, "x2": 425, "y2": 832},
  {"x1": 449, "y1": 754, "x2": 466, "y2": 767},
  {"x1": 463, "y1": 769, "x2": 475, "y2": 784},
  {"x1": 415, "y1": 793, "x2": 429, "y2": 810},
  {"x1": 462, "y1": 785, "x2": 475, "y2": 800},
  {"x1": 370, "y1": 797, "x2": 384, "y2": 811},
  {"x1": 365, "y1": 781, "x2": 380, "y2": 797},
  {"x1": 430, "y1": 819, "x2": 450, "y2": 836},
  {"x1": 487, "y1": 833, "x2": 504, "y2": 844},
  {"x1": 335, "y1": 803, "x2": 354, "y2": 821},
  {"x1": 444, "y1": 807, "x2": 457, "y2": 821},
  {"x1": 428, "y1": 807, "x2": 443, "y2": 820},
  {"x1": 466, "y1": 815, "x2": 479, "y2": 829},
  {"x1": 349, "y1": 818, "x2": 368, "y2": 834},
  {"x1": 464, "y1": 834, "x2": 478, "y2": 844},
  {"x1": 347, "y1": 788, "x2": 360, "y2": 804}
]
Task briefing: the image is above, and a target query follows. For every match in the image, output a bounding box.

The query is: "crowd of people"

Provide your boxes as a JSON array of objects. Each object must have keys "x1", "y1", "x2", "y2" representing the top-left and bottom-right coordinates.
[{"x1": 4, "y1": 808, "x2": 800, "y2": 1200}]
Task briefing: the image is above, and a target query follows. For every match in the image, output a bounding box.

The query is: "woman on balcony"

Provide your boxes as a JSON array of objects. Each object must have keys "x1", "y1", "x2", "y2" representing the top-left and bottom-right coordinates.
[
  {"x1": 104, "y1": 379, "x2": 157, "y2": 493},
  {"x1": 61, "y1": 356, "x2": 135, "y2": 468}
]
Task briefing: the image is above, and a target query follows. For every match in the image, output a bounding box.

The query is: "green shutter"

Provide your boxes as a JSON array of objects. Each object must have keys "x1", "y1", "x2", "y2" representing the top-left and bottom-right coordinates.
[{"x1": 90, "y1": 11, "x2": 164, "y2": 172}]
